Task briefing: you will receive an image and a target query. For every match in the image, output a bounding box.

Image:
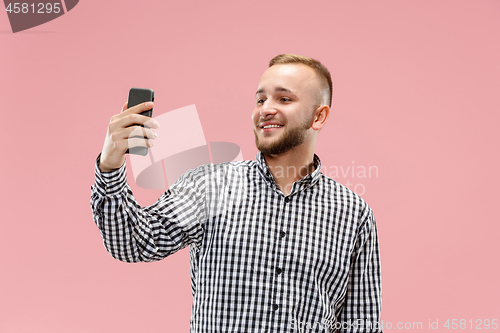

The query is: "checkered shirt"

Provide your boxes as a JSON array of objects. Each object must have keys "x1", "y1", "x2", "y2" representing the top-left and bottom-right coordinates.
[{"x1": 90, "y1": 152, "x2": 382, "y2": 332}]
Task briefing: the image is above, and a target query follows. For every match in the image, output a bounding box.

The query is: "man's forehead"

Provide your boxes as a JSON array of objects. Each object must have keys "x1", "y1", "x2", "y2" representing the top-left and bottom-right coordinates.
[
  {"x1": 257, "y1": 63, "x2": 318, "y2": 93},
  {"x1": 256, "y1": 86, "x2": 294, "y2": 95}
]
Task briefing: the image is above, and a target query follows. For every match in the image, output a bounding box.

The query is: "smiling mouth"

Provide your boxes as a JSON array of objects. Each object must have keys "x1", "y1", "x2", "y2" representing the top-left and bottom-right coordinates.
[{"x1": 262, "y1": 124, "x2": 283, "y2": 129}]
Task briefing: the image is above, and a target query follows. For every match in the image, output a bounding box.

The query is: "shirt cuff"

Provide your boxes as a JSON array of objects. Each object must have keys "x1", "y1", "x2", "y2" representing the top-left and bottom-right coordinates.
[{"x1": 92, "y1": 153, "x2": 127, "y2": 197}]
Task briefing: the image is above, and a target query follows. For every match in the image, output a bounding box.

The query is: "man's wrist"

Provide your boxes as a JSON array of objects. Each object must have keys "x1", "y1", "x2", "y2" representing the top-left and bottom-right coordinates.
[{"x1": 98, "y1": 154, "x2": 125, "y2": 173}]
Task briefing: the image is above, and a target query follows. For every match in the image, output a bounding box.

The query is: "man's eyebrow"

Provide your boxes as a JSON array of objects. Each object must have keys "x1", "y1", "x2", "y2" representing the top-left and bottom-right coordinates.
[{"x1": 256, "y1": 87, "x2": 294, "y2": 95}]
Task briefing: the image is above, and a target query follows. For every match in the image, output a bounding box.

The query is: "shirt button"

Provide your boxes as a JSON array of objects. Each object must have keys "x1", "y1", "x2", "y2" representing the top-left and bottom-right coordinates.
[
  {"x1": 276, "y1": 268, "x2": 282, "y2": 275},
  {"x1": 273, "y1": 304, "x2": 279, "y2": 311},
  {"x1": 284, "y1": 196, "x2": 291, "y2": 203},
  {"x1": 279, "y1": 231, "x2": 286, "y2": 238}
]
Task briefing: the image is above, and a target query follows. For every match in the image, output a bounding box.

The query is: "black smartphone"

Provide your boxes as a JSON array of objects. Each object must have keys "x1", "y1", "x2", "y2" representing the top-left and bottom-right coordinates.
[{"x1": 125, "y1": 87, "x2": 154, "y2": 156}]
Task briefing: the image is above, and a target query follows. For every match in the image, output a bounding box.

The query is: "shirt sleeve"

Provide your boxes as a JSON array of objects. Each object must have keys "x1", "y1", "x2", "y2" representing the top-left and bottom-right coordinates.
[
  {"x1": 90, "y1": 154, "x2": 207, "y2": 262},
  {"x1": 340, "y1": 207, "x2": 383, "y2": 333}
]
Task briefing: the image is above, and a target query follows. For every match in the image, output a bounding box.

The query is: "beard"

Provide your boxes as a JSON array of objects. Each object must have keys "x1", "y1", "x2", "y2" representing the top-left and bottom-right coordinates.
[{"x1": 254, "y1": 117, "x2": 312, "y2": 155}]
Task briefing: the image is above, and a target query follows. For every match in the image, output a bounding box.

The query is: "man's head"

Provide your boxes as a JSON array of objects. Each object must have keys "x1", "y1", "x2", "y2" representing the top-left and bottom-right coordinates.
[
  {"x1": 269, "y1": 54, "x2": 333, "y2": 108},
  {"x1": 253, "y1": 54, "x2": 332, "y2": 156}
]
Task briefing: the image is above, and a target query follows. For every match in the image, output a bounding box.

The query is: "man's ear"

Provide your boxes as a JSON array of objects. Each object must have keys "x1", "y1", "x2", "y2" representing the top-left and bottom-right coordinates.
[{"x1": 311, "y1": 105, "x2": 330, "y2": 131}]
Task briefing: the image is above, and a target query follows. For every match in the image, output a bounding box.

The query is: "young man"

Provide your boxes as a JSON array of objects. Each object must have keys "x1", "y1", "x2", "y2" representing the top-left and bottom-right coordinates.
[{"x1": 91, "y1": 54, "x2": 382, "y2": 332}]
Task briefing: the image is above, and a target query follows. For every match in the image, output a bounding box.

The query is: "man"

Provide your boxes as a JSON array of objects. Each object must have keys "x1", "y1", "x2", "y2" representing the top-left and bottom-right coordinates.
[{"x1": 91, "y1": 54, "x2": 382, "y2": 332}]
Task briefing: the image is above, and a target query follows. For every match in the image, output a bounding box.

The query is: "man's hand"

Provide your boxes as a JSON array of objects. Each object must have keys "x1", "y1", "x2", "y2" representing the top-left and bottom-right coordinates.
[{"x1": 99, "y1": 101, "x2": 159, "y2": 172}]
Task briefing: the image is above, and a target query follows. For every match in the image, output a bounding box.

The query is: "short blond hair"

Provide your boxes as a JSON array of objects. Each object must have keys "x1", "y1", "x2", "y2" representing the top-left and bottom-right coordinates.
[{"x1": 269, "y1": 54, "x2": 333, "y2": 107}]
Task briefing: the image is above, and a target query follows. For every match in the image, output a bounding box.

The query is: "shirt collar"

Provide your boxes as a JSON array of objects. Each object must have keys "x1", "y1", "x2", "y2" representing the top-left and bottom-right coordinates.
[{"x1": 256, "y1": 151, "x2": 322, "y2": 188}]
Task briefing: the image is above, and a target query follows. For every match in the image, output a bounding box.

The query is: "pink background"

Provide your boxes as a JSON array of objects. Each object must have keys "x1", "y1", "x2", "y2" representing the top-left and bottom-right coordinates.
[{"x1": 1, "y1": 0, "x2": 499, "y2": 332}]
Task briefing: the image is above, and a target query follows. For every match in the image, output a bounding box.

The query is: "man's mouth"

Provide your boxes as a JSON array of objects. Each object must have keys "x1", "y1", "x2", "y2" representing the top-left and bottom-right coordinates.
[{"x1": 259, "y1": 121, "x2": 284, "y2": 131}]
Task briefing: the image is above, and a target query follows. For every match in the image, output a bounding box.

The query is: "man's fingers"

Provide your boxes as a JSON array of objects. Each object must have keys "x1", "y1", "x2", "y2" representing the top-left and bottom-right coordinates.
[
  {"x1": 124, "y1": 101, "x2": 154, "y2": 115},
  {"x1": 110, "y1": 126, "x2": 156, "y2": 144},
  {"x1": 100, "y1": 102, "x2": 156, "y2": 171},
  {"x1": 119, "y1": 102, "x2": 158, "y2": 126},
  {"x1": 144, "y1": 117, "x2": 160, "y2": 129},
  {"x1": 110, "y1": 102, "x2": 158, "y2": 129},
  {"x1": 127, "y1": 137, "x2": 155, "y2": 149},
  {"x1": 110, "y1": 113, "x2": 159, "y2": 132},
  {"x1": 107, "y1": 126, "x2": 156, "y2": 153},
  {"x1": 128, "y1": 125, "x2": 157, "y2": 140}
]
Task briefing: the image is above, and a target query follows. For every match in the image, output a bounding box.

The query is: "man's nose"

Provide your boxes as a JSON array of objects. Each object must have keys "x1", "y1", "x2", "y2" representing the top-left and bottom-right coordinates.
[{"x1": 261, "y1": 100, "x2": 278, "y2": 118}]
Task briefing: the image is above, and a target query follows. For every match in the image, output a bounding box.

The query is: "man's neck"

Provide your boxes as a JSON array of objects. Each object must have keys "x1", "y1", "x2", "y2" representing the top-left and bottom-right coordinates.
[{"x1": 263, "y1": 145, "x2": 316, "y2": 196}]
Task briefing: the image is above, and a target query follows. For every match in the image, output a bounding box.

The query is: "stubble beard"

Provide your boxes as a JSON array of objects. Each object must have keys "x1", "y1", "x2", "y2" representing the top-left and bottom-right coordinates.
[{"x1": 254, "y1": 117, "x2": 312, "y2": 155}]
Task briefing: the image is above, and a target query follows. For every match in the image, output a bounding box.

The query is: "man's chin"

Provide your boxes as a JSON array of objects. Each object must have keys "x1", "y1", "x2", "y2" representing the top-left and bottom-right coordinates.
[
  {"x1": 256, "y1": 137, "x2": 280, "y2": 154},
  {"x1": 255, "y1": 130, "x2": 307, "y2": 156},
  {"x1": 256, "y1": 142, "x2": 290, "y2": 156}
]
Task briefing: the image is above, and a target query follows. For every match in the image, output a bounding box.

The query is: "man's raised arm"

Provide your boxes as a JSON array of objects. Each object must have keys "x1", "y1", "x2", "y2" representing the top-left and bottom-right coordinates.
[{"x1": 90, "y1": 102, "x2": 206, "y2": 262}]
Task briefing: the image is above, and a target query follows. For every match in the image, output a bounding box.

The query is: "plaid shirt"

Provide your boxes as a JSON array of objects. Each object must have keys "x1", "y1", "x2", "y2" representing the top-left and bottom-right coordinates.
[{"x1": 90, "y1": 152, "x2": 382, "y2": 332}]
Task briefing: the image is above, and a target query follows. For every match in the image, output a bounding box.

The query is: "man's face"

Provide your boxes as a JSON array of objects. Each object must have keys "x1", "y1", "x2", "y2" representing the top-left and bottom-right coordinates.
[{"x1": 252, "y1": 63, "x2": 321, "y2": 155}]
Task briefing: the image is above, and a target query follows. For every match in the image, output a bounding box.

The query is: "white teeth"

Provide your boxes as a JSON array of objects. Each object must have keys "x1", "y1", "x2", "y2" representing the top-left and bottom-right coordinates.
[{"x1": 263, "y1": 125, "x2": 282, "y2": 129}]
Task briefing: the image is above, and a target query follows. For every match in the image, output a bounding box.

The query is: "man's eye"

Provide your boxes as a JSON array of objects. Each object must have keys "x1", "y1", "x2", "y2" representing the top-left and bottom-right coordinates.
[
  {"x1": 280, "y1": 97, "x2": 291, "y2": 102},
  {"x1": 257, "y1": 99, "x2": 265, "y2": 105}
]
